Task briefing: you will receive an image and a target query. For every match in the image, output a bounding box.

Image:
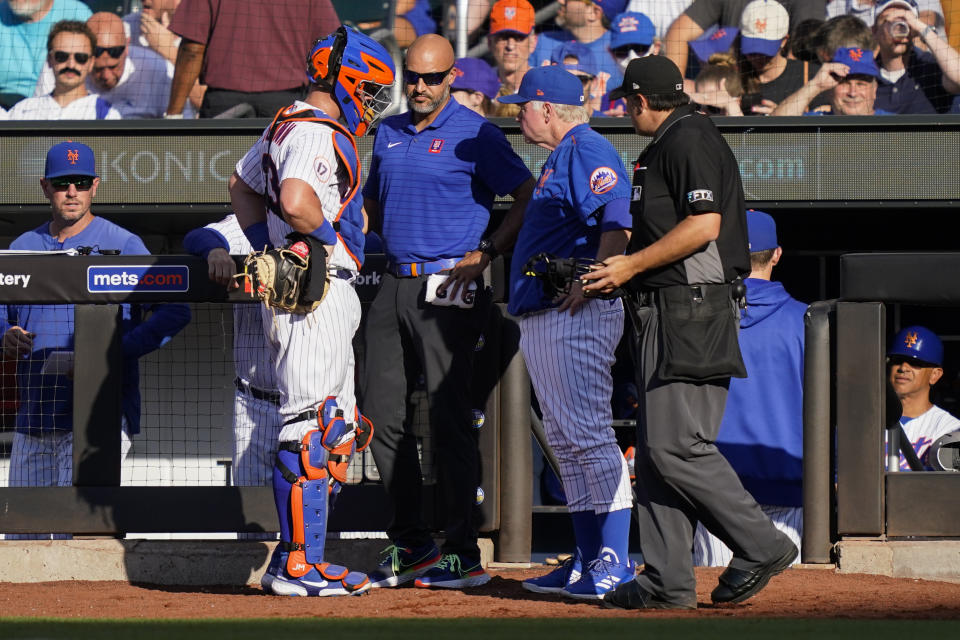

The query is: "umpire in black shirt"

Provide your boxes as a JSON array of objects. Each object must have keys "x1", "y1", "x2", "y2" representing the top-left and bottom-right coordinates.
[{"x1": 582, "y1": 55, "x2": 797, "y2": 610}]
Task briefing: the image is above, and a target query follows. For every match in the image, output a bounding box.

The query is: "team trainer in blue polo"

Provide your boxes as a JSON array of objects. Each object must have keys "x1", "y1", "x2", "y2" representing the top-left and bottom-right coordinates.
[
  {"x1": 360, "y1": 34, "x2": 534, "y2": 590},
  {"x1": 502, "y1": 65, "x2": 635, "y2": 600}
]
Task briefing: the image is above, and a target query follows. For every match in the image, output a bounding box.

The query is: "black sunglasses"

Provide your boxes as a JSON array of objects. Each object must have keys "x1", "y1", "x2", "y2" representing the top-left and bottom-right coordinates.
[
  {"x1": 402, "y1": 67, "x2": 452, "y2": 86},
  {"x1": 610, "y1": 44, "x2": 650, "y2": 59},
  {"x1": 94, "y1": 45, "x2": 126, "y2": 58},
  {"x1": 51, "y1": 50, "x2": 90, "y2": 64},
  {"x1": 49, "y1": 176, "x2": 95, "y2": 191}
]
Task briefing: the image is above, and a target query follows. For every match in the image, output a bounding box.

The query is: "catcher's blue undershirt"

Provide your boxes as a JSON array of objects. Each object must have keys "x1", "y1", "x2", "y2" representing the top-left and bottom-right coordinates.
[
  {"x1": 509, "y1": 123, "x2": 631, "y2": 316},
  {"x1": 363, "y1": 98, "x2": 531, "y2": 264}
]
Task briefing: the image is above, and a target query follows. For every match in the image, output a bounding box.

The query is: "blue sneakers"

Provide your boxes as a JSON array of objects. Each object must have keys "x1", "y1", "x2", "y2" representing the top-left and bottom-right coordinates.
[
  {"x1": 562, "y1": 549, "x2": 636, "y2": 600},
  {"x1": 414, "y1": 553, "x2": 491, "y2": 589},
  {"x1": 259, "y1": 545, "x2": 286, "y2": 592},
  {"x1": 522, "y1": 553, "x2": 582, "y2": 594},
  {"x1": 368, "y1": 542, "x2": 442, "y2": 588},
  {"x1": 269, "y1": 561, "x2": 371, "y2": 597}
]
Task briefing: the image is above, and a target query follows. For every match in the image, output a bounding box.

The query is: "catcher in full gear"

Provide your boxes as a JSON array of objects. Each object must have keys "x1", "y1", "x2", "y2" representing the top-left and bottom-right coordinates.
[{"x1": 229, "y1": 26, "x2": 395, "y2": 597}]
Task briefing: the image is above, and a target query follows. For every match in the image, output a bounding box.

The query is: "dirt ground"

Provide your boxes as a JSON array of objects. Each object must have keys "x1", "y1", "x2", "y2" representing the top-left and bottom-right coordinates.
[{"x1": 2, "y1": 566, "x2": 960, "y2": 619}]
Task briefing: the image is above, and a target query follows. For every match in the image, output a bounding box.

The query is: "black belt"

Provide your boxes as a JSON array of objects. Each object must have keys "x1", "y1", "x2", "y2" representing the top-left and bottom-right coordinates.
[
  {"x1": 284, "y1": 408, "x2": 318, "y2": 426},
  {"x1": 234, "y1": 378, "x2": 281, "y2": 405}
]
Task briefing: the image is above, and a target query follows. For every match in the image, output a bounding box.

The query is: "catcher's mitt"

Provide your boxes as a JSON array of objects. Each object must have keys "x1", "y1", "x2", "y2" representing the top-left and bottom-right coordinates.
[
  {"x1": 522, "y1": 252, "x2": 625, "y2": 300},
  {"x1": 239, "y1": 233, "x2": 329, "y2": 313}
]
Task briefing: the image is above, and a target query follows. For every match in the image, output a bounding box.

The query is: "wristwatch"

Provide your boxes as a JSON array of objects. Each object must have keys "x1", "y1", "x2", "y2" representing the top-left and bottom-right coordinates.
[{"x1": 477, "y1": 238, "x2": 499, "y2": 259}]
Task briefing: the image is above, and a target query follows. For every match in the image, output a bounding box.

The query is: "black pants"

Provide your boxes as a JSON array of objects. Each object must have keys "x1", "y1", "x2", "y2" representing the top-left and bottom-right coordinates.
[
  {"x1": 629, "y1": 297, "x2": 787, "y2": 603},
  {"x1": 199, "y1": 86, "x2": 305, "y2": 118},
  {"x1": 360, "y1": 273, "x2": 490, "y2": 559}
]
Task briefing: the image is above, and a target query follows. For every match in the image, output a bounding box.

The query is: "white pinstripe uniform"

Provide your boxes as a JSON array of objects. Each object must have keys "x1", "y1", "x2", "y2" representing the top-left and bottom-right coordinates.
[
  {"x1": 199, "y1": 215, "x2": 283, "y2": 490},
  {"x1": 235, "y1": 101, "x2": 362, "y2": 444},
  {"x1": 891, "y1": 405, "x2": 960, "y2": 470},
  {"x1": 693, "y1": 506, "x2": 803, "y2": 568},
  {"x1": 519, "y1": 301, "x2": 634, "y2": 514}
]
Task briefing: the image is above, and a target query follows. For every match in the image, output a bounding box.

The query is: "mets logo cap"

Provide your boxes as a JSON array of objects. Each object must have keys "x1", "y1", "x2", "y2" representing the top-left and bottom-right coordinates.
[
  {"x1": 689, "y1": 25, "x2": 740, "y2": 64},
  {"x1": 490, "y1": 0, "x2": 535, "y2": 35},
  {"x1": 609, "y1": 55, "x2": 684, "y2": 101},
  {"x1": 832, "y1": 47, "x2": 881, "y2": 78},
  {"x1": 498, "y1": 65, "x2": 585, "y2": 105},
  {"x1": 739, "y1": 0, "x2": 789, "y2": 57},
  {"x1": 45, "y1": 141, "x2": 97, "y2": 179},
  {"x1": 452, "y1": 57, "x2": 501, "y2": 99},
  {"x1": 610, "y1": 12, "x2": 656, "y2": 49}
]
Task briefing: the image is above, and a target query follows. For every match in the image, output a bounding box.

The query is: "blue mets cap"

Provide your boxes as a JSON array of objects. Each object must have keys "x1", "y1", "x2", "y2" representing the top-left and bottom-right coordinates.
[
  {"x1": 888, "y1": 325, "x2": 944, "y2": 367},
  {"x1": 499, "y1": 65, "x2": 585, "y2": 105},
  {"x1": 45, "y1": 141, "x2": 97, "y2": 179},
  {"x1": 746, "y1": 209, "x2": 778, "y2": 252},
  {"x1": 832, "y1": 47, "x2": 881, "y2": 78},
  {"x1": 451, "y1": 57, "x2": 501, "y2": 100},
  {"x1": 610, "y1": 12, "x2": 655, "y2": 49},
  {"x1": 551, "y1": 41, "x2": 600, "y2": 77},
  {"x1": 689, "y1": 25, "x2": 740, "y2": 64}
]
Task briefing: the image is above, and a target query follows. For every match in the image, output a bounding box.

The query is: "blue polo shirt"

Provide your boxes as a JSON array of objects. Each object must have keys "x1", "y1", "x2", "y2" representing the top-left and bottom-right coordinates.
[
  {"x1": 508, "y1": 124, "x2": 631, "y2": 316},
  {"x1": 363, "y1": 99, "x2": 532, "y2": 264}
]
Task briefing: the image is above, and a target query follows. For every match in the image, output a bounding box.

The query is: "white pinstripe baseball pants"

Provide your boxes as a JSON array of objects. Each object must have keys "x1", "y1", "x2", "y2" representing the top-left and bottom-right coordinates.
[
  {"x1": 519, "y1": 298, "x2": 633, "y2": 515},
  {"x1": 693, "y1": 505, "x2": 803, "y2": 567}
]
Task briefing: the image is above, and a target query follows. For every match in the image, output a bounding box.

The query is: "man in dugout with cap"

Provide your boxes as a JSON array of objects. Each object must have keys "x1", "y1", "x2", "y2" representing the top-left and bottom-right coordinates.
[{"x1": 582, "y1": 55, "x2": 796, "y2": 610}]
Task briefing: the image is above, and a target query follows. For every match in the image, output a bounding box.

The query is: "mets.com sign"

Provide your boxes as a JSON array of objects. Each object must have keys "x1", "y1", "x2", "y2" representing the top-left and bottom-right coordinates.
[{"x1": 87, "y1": 265, "x2": 189, "y2": 293}]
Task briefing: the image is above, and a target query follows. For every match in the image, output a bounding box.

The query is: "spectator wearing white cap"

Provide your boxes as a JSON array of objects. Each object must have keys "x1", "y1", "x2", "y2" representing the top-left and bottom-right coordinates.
[
  {"x1": 871, "y1": 0, "x2": 960, "y2": 113},
  {"x1": 825, "y1": 0, "x2": 945, "y2": 36},
  {"x1": 450, "y1": 57, "x2": 500, "y2": 116},
  {"x1": 664, "y1": 0, "x2": 826, "y2": 88},
  {"x1": 737, "y1": 0, "x2": 820, "y2": 114}
]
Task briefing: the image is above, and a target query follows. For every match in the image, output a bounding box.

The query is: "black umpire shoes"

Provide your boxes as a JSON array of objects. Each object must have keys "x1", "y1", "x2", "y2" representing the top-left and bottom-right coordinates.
[
  {"x1": 710, "y1": 538, "x2": 799, "y2": 605},
  {"x1": 602, "y1": 578, "x2": 698, "y2": 610}
]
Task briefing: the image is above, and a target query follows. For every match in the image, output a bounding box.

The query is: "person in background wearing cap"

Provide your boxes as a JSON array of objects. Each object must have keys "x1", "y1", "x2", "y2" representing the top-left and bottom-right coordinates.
[
  {"x1": 826, "y1": 0, "x2": 945, "y2": 34},
  {"x1": 531, "y1": 0, "x2": 627, "y2": 93},
  {"x1": 887, "y1": 326, "x2": 960, "y2": 469},
  {"x1": 501, "y1": 65, "x2": 635, "y2": 600},
  {"x1": 488, "y1": 0, "x2": 538, "y2": 117},
  {"x1": 450, "y1": 57, "x2": 500, "y2": 116},
  {"x1": 663, "y1": 0, "x2": 826, "y2": 89},
  {"x1": 736, "y1": 0, "x2": 820, "y2": 115},
  {"x1": 0, "y1": 142, "x2": 190, "y2": 537},
  {"x1": 550, "y1": 41, "x2": 611, "y2": 115},
  {"x1": 360, "y1": 34, "x2": 534, "y2": 590},
  {"x1": 608, "y1": 11, "x2": 659, "y2": 72},
  {"x1": 872, "y1": 0, "x2": 960, "y2": 114},
  {"x1": 583, "y1": 55, "x2": 797, "y2": 609},
  {"x1": 7, "y1": 20, "x2": 121, "y2": 120},
  {"x1": 772, "y1": 46, "x2": 892, "y2": 114},
  {"x1": 691, "y1": 210, "x2": 807, "y2": 568}
]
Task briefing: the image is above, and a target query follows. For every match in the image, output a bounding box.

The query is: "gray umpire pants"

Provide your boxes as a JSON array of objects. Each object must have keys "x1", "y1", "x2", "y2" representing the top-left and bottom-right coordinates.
[{"x1": 630, "y1": 301, "x2": 786, "y2": 604}]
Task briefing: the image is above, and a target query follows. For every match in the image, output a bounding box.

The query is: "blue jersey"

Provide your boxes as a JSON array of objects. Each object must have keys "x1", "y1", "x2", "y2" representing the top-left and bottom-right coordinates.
[
  {"x1": 0, "y1": 216, "x2": 191, "y2": 435},
  {"x1": 717, "y1": 278, "x2": 807, "y2": 507},
  {"x1": 362, "y1": 99, "x2": 531, "y2": 264},
  {"x1": 509, "y1": 124, "x2": 631, "y2": 316}
]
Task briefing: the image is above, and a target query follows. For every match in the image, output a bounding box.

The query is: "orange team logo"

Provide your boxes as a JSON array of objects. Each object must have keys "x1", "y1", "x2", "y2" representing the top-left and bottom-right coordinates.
[
  {"x1": 754, "y1": 18, "x2": 767, "y2": 34},
  {"x1": 453, "y1": 66, "x2": 464, "y2": 78},
  {"x1": 67, "y1": 148, "x2": 79, "y2": 165},
  {"x1": 536, "y1": 89, "x2": 544, "y2": 96},
  {"x1": 849, "y1": 48, "x2": 864, "y2": 61},
  {"x1": 711, "y1": 28, "x2": 727, "y2": 41},
  {"x1": 536, "y1": 168, "x2": 554, "y2": 194},
  {"x1": 590, "y1": 166, "x2": 618, "y2": 195},
  {"x1": 904, "y1": 331, "x2": 919, "y2": 348}
]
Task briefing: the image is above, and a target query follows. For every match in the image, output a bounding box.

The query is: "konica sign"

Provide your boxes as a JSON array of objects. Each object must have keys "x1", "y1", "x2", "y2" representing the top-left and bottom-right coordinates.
[{"x1": 87, "y1": 265, "x2": 190, "y2": 293}]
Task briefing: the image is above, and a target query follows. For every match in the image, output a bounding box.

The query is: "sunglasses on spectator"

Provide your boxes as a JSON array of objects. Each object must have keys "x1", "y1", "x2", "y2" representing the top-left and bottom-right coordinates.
[
  {"x1": 51, "y1": 50, "x2": 90, "y2": 64},
  {"x1": 94, "y1": 45, "x2": 126, "y2": 58},
  {"x1": 49, "y1": 176, "x2": 95, "y2": 191},
  {"x1": 402, "y1": 67, "x2": 452, "y2": 85},
  {"x1": 610, "y1": 44, "x2": 651, "y2": 60}
]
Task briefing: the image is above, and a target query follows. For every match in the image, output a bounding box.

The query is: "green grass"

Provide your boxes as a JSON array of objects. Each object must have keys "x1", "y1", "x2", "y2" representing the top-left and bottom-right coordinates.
[{"x1": 0, "y1": 618, "x2": 957, "y2": 640}]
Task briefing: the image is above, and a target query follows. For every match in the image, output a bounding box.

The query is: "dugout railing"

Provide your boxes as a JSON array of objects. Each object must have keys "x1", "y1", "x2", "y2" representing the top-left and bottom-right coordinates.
[{"x1": 0, "y1": 253, "x2": 533, "y2": 562}]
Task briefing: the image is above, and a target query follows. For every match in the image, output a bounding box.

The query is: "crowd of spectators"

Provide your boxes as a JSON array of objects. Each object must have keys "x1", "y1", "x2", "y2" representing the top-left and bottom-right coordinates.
[{"x1": 1, "y1": 0, "x2": 958, "y2": 120}]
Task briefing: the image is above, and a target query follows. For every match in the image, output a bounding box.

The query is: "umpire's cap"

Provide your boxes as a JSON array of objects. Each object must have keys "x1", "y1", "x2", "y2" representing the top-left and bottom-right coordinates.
[
  {"x1": 888, "y1": 325, "x2": 944, "y2": 367},
  {"x1": 45, "y1": 141, "x2": 97, "y2": 178}
]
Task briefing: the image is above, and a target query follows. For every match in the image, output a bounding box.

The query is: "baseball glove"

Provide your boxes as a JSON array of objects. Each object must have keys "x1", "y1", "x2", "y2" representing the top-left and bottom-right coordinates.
[
  {"x1": 522, "y1": 252, "x2": 625, "y2": 300},
  {"x1": 239, "y1": 233, "x2": 329, "y2": 313}
]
